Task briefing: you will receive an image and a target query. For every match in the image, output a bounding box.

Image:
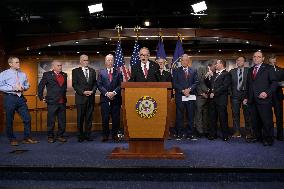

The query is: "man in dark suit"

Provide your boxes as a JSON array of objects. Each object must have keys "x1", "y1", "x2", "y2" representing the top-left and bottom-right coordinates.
[
  {"x1": 38, "y1": 60, "x2": 68, "y2": 143},
  {"x1": 156, "y1": 57, "x2": 172, "y2": 82},
  {"x1": 229, "y1": 56, "x2": 253, "y2": 141},
  {"x1": 268, "y1": 54, "x2": 284, "y2": 141},
  {"x1": 72, "y1": 54, "x2": 97, "y2": 142},
  {"x1": 173, "y1": 54, "x2": 199, "y2": 140},
  {"x1": 129, "y1": 47, "x2": 160, "y2": 82},
  {"x1": 244, "y1": 51, "x2": 278, "y2": 146},
  {"x1": 97, "y1": 54, "x2": 122, "y2": 142},
  {"x1": 194, "y1": 65, "x2": 210, "y2": 137},
  {"x1": 208, "y1": 59, "x2": 231, "y2": 141}
]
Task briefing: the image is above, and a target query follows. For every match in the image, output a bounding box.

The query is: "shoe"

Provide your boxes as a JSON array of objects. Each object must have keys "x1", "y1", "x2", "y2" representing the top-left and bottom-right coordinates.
[
  {"x1": 112, "y1": 135, "x2": 119, "y2": 142},
  {"x1": 10, "y1": 139, "x2": 19, "y2": 146},
  {"x1": 57, "y1": 136, "x2": 67, "y2": 143},
  {"x1": 277, "y1": 136, "x2": 283, "y2": 141},
  {"x1": 207, "y1": 135, "x2": 217, "y2": 140},
  {"x1": 22, "y1": 137, "x2": 39, "y2": 144},
  {"x1": 222, "y1": 137, "x2": 229, "y2": 141},
  {"x1": 101, "y1": 136, "x2": 109, "y2": 142},
  {"x1": 232, "y1": 131, "x2": 241, "y2": 138},
  {"x1": 78, "y1": 138, "x2": 84, "y2": 142},
  {"x1": 187, "y1": 135, "x2": 198, "y2": 141},
  {"x1": 263, "y1": 141, "x2": 269, "y2": 146},
  {"x1": 175, "y1": 135, "x2": 182, "y2": 141},
  {"x1": 85, "y1": 137, "x2": 93, "y2": 142},
  {"x1": 48, "y1": 137, "x2": 55, "y2": 143}
]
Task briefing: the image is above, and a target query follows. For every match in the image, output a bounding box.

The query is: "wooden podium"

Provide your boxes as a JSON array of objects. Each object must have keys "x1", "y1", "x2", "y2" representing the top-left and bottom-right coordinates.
[{"x1": 109, "y1": 82, "x2": 185, "y2": 159}]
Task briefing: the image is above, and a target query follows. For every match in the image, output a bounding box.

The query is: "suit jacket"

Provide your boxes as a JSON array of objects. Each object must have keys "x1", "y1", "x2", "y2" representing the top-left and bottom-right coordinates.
[
  {"x1": 196, "y1": 66, "x2": 210, "y2": 96},
  {"x1": 229, "y1": 67, "x2": 249, "y2": 98},
  {"x1": 97, "y1": 68, "x2": 122, "y2": 104},
  {"x1": 245, "y1": 64, "x2": 278, "y2": 104},
  {"x1": 157, "y1": 70, "x2": 172, "y2": 82},
  {"x1": 211, "y1": 70, "x2": 231, "y2": 105},
  {"x1": 72, "y1": 67, "x2": 97, "y2": 105},
  {"x1": 273, "y1": 65, "x2": 284, "y2": 100},
  {"x1": 38, "y1": 71, "x2": 67, "y2": 105},
  {"x1": 129, "y1": 60, "x2": 159, "y2": 82},
  {"x1": 173, "y1": 66, "x2": 199, "y2": 102}
]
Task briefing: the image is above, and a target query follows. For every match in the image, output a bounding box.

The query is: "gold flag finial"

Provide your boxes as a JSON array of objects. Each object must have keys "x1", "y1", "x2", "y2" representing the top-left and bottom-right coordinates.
[
  {"x1": 134, "y1": 25, "x2": 141, "y2": 40},
  {"x1": 115, "y1": 24, "x2": 123, "y2": 40},
  {"x1": 177, "y1": 33, "x2": 182, "y2": 42}
]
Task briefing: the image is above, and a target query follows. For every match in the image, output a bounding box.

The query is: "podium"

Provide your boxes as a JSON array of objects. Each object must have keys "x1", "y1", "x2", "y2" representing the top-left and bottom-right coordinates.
[{"x1": 109, "y1": 82, "x2": 185, "y2": 159}]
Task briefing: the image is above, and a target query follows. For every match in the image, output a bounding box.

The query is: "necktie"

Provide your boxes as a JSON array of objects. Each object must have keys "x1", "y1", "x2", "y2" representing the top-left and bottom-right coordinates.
[
  {"x1": 108, "y1": 69, "x2": 112, "y2": 82},
  {"x1": 252, "y1": 66, "x2": 258, "y2": 79},
  {"x1": 184, "y1": 68, "x2": 188, "y2": 79},
  {"x1": 15, "y1": 71, "x2": 21, "y2": 97},
  {"x1": 144, "y1": 64, "x2": 148, "y2": 78},
  {"x1": 84, "y1": 68, "x2": 89, "y2": 82},
  {"x1": 237, "y1": 69, "x2": 243, "y2": 90}
]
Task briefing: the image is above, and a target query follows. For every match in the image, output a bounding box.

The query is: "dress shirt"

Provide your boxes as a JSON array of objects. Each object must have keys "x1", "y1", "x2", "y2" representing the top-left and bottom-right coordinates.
[{"x1": 0, "y1": 68, "x2": 30, "y2": 95}]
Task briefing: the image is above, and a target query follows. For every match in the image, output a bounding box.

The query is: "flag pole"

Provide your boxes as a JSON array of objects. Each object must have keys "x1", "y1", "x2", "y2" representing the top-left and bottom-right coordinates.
[{"x1": 134, "y1": 25, "x2": 140, "y2": 41}]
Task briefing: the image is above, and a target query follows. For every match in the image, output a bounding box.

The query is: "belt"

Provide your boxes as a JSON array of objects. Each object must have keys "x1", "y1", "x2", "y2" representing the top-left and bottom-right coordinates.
[{"x1": 4, "y1": 93, "x2": 22, "y2": 97}]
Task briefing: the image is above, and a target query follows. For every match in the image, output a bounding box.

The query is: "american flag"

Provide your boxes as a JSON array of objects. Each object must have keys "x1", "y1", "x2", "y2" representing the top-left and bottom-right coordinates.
[
  {"x1": 114, "y1": 40, "x2": 130, "y2": 81},
  {"x1": 129, "y1": 40, "x2": 140, "y2": 67},
  {"x1": 172, "y1": 36, "x2": 184, "y2": 70}
]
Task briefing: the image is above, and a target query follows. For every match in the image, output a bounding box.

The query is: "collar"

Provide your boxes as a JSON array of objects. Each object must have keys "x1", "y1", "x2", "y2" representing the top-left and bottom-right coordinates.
[
  {"x1": 81, "y1": 67, "x2": 89, "y2": 71},
  {"x1": 107, "y1": 68, "x2": 113, "y2": 73},
  {"x1": 216, "y1": 69, "x2": 225, "y2": 74}
]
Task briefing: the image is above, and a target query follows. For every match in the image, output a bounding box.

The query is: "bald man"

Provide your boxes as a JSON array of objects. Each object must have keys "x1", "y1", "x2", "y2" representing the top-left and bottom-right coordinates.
[
  {"x1": 38, "y1": 60, "x2": 68, "y2": 143},
  {"x1": 244, "y1": 51, "x2": 278, "y2": 146}
]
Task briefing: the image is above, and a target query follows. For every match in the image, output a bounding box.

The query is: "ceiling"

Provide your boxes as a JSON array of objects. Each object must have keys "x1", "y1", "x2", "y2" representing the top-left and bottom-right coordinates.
[{"x1": 1, "y1": 0, "x2": 284, "y2": 55}]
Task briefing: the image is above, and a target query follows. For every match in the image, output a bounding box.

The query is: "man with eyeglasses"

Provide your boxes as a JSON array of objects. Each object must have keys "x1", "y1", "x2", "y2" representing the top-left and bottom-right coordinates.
[{"x1": 129, "y1": 47, "x2": 159, "y2": 82}]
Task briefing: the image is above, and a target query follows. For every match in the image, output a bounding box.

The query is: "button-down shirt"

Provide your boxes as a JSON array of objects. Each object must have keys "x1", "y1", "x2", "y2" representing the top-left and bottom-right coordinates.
[
  {"x1": 0, "y1": 68, "x2": 30, "y2": 94},
  {"x1": 141, "y1": 61, "x2": 150, "y2": 72}
]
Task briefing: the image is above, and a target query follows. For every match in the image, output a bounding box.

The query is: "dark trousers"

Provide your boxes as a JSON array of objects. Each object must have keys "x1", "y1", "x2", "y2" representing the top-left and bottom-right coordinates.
[
  {"x1": 175, "y1": 100, "x2": 195, "y2": 137},
  {"x1": 272, "y1": 95, "x2": 283, "y2": 138},
  {"x1": 76, "y1": 99, "x2": 94, "y2": 139},
  {"x1": 3, "y1": 94, "x2": 31, "y2": 140},
  {"x1": 194, "y1": 96, "x2": 209, "y2": 134},
  {"x1": 250, "y1": 102, "x2": 274, "y2": 142},
  {"x1": 100, "y1": 102, "x2": 120, "y2": 138},
  {"x1": 47, "y1": 104, "x2": 66, "y2": 137},
  {"x1": 231, "y1": 96, "x2": 252, "y2": 135},
  {"x1": 209, "y1": 99, "x2": 229, "y2": 138}
]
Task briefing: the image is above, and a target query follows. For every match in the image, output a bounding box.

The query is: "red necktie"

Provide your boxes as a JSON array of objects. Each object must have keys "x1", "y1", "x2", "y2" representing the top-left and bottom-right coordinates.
[
  {"x1": 108, "y1": 70, "x2": 112, "y2": 82},
  {"x1": 144, "y1": 64, "x2": 148, "y2": 78},
  {"x1": 252, "y1": 66, "x2": 258, "y2": 79}
]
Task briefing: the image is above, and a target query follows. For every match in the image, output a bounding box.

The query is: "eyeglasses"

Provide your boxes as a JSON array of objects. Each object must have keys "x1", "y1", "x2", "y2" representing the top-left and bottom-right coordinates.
[{"x1": 139, "y1": 54, "x2": 149, "y2": 57}]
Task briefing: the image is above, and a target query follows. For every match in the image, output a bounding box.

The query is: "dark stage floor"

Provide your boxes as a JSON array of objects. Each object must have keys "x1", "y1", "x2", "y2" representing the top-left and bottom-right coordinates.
[{"x1": 0, "y1": 132, "x2": 284, "y2": 169}]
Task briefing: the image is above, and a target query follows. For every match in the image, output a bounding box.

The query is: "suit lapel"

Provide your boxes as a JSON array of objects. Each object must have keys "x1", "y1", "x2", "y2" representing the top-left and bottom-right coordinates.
[{"x1": 255, "y1": 64, "x2": 265, "y2": 80}]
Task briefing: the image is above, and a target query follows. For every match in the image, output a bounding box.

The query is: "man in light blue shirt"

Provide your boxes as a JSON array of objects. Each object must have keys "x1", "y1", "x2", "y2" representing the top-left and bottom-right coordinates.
[{"x1": 0, "y1": 56, "x2": 39, "y2": 146}]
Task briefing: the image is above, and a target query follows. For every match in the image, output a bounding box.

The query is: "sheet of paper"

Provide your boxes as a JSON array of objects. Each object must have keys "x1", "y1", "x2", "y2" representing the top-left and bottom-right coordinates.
[{"x1": 182, "y1": 95, "x2": 196, "y2": 101}]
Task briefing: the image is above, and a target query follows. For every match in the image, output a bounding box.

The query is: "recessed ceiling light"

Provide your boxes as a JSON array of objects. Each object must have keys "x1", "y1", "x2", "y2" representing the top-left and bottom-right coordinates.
[
  {"x1": 218, "y1": 49, "x2": 222, "y2": 52},
  {"x1": 26, "y1": 47, "x2": 30, "y2": 51},
  {"x1": 146, "y1": 37, "x2": 149, "y2": 40},
  {"x1": 38, "y1": 52, "x2": 41, "y2": 55},
  {"x1": 191, "y1": 1, "x2": 207, "y2": 13},
  {"x1": 77, "y1": 51, "x2": 80, "y2": 54},
  {"x1": 48, "y1": 43, "x2": 51, "y2": 47},
  {"x1": 269, "y1": 44, "x2": 272, "y2": 47},
  {"x1": 238, "y1": 49, "x2": 242, "y2": 52},
  {"x1": 246, "y1": 41, "x2": 250, "y2": 44},
  {"x1": 96, "y1": 51, "x2": 100, "y2": 54},
  {"x1": 88, "y1": 3, "x2": 103, "y2": 14},
  {"x1": 144, "y1": 20, "x2": 150, "y2": 27},
  {"x1": 75, "y1": 41, "x2": 79, "y2": 44}
]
